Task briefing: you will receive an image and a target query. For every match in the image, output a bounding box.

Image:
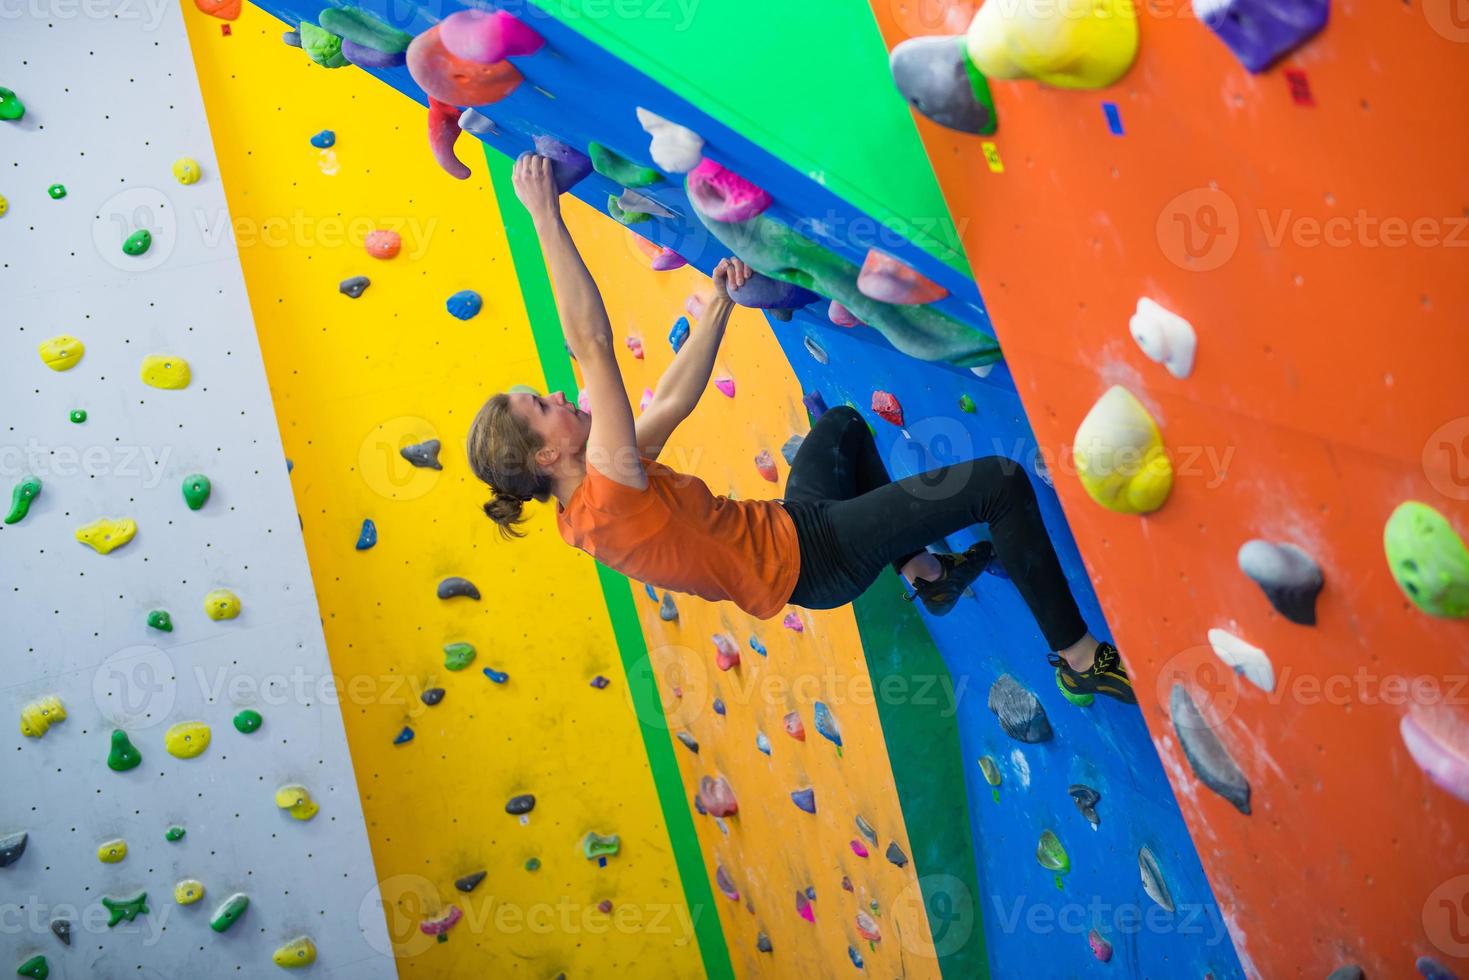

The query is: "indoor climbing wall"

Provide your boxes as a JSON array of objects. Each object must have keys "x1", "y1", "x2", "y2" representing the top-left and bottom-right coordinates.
[
  {"x1": 181, "y1": 8, "x2": 712, "y2": 977},
  {"x1": 871, "y1": 0, "x2": 1469, "y2": 977},
  {"x1": 1, "y1": 7, "x2": 393, "y2": 979}
]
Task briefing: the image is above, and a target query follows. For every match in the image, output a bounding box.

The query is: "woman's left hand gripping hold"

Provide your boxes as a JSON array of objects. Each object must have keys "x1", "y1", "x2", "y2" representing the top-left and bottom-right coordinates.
[{"x1": 711, "y1": 256, "x2": 753, "y2": 302}]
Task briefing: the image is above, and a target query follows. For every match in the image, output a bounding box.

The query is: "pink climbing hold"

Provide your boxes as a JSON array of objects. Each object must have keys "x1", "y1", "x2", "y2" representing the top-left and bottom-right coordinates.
[
  {"x1": 406, "y1": 25, "x2": 523, "y2": 106},
  {"x1": 713, "y1": 633, "x2": 741, "y2": 671},
  {"x1": 850, "y1": 840, "x2": 869, "y2": 858},
  {"x1": 857, "y1": 249, "x2": 949, "y2": 305},
  {"x1": 634, "y1": 236, "x2": 688, "y2": 271},
  {"x1": 784, "y1": 711, "x2": 806, "y2": 741},
  {"x1": 872, "y1": 391, "x2": 905, "y2": 427},
  {"x1": 439, "y1": 9, "x2": 544, "y2": 64},
  {"x1": 686, "y1": 159, "x2": 773, "y2": 223},
  {"x1": 1400, "y1": 708, "x2": 1469, "y2": 805},
  {"x1": 856, "y1": 911, "x2": 882, "y2": 943},
  {"x1": 714, "y1": 376, "x2": 735, "y2": 398},
  {"x1": 1089, "y1": 929, "x2": 1113, "y2": 962},
  {"x1": 419, "y1": 905, "x2": 462, "y2": 936},
  {"x1": 715, "y1": 865, "x2": 740, "y2": 901},
  {"x1": 639, "y1": 388, "x2": 655, "y2": 412},
  {"x1": 365, "y1": 229, "x2": 402, "y2": 260},
  {"x1": 697, "y1": 775, "x2": 739, "y2": 817},
  {"x1": 427, "y1": 97, "x2": 470, "y2": 180},
  {"x1": 796, "y1": 892, "x2": 815, "y2": 922},
  {"x1": 783, "y1": 612, "x2": 804, "y2": 633},
  {"x1": 625, "y1": 336, "x2": 644, "y2": 359},
  {"x1": 754, "y1": 450, "x2": 778, "y2": 483},
  {"x1": 828, "y1": 300, "x2": 863, "y2": 327}
]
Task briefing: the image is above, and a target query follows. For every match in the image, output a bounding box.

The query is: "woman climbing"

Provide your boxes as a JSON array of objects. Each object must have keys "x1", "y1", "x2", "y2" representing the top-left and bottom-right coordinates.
[{"x1": 466, "y1": 153, "x2": 1135, "y2": 705}]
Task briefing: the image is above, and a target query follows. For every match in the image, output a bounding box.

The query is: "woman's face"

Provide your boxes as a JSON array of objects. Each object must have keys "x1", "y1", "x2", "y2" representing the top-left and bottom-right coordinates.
[{"x1": 510, "y1": 390, "x2": 588, "y2": 464}]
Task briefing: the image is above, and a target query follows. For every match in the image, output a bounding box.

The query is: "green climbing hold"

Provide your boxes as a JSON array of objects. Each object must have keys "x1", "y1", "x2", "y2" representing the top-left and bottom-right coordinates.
[
  {"x1": 318, "y1": 7, "x2": 412, "y2": 53},
  {"x1": 606, "y1": 194, "x2": 651, "y2": 225},
  {"x1": 181, "y1": 474, "x2": 211, "y2": 510},
  {"x1": 443, "y1": 642, "x2": 476, "y2": 671},
  {"x1": 524, "y1": 857, "x2": 541, "y2": 872},
  {"x1": 102, "y1": 891, "x2": 148, "y2": 927},
  {"x1": 581, "y1": 832, "x2": 620, "y2": 860},
  {"x1": 979, "y1": 755, "x2": 1001, "y2": 786},
  {"x1": 299, "y1": 23, "x2": 349, "y2": 67},
  {"x1": 5, "y1": 475, "x2": 41, "y2": 525},
  {"x1": 107, "y1": 730, "x2": 141, "y2": 771},
  {"x1": 16, "y1": 955, "x2": 48, "y2": 979},
  {"x1": 165, "y1": 825, "x2": 185, "y2": 842},
  {"x1": 146, "y1": 610, "x2": 173, "y2": 632},
  {"x1": 47, "y1": 184, "x2": 66, "y2": 200},
  {"x1": 232, "y1": 709, "x2": 262, "y2": 734},
  {"x1": 960, "y1": 46, "x2": 1000, "y2": 136},
  {"x1": 1036, "y1": 830, "x2": 1070, "y2": 888},
  {"x1": 588, "y1": 142, "x2": 661, "y2": 187},
  {"x1": 959, "y1": 394, "x2": 977, "y2": 413},
  {"x1": 1055, "y1": 670, "x2": 1095, "y2": 706},
  {"x1": 1384, "y1": 501, "x2": 1469, "y2": 618},
  {"x1": 69, "y1": 409, "x2": 86, "y2": 423},
  {"x1": 0, "y1": 86, "x2": 24, "y2": 121},
  {"x1": 122, "y1": 229, "x2": 152, "y2": 256},
  {"x1": 209, "y1": 892, "x2": 248, "y2": 933}
]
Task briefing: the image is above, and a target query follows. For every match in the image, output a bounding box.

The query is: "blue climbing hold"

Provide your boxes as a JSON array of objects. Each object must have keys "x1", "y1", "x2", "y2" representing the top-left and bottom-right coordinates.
[
  {"x1": 483, "y1": 667, "x2": 509, "y2": 684},
  {"x1": 659, "y1": 593, "x2": 678, "y2": 621},
  {"x1": 713, "y1": 698, "x2": 726, "y2": 716},
  {"x1": 813, "y1": 702, "x2": 842, "y2": 747},
  {"x1": 849, "y1": 946, "x2": 864, "y2": 969},
  {"x1": 791, "y1": 788, "x2": 816, "y2": 813},
  {"x1": 589, "y1": 675, "x2": 610, "y2": 689},
  {"x1": 310, "y1": 130, "x2": 335, "y2": 148},
  {"x1": 755, "y1": 731, "x2": 771, "y2": 755},
  {"x1": 805, "y1": 886, "x2": 816, "y2": 901},
  {"x1": 394, "y1": 726, "x2": 414, "y2": 745},
  {"x1": 644, "y1": 583, "x2": 659, "y2": 602},
  {"x1": 446, "y1": 290, "x2": 483, "y2": 321},
  {"x1": 355, "y1": 518, "x2": 377, "y2": 550},
  {"x1": 668, "y1": 317, "x2": 690, "y2": 353},
  {"x1": 749, "y1": 635, "x2": 766, "y2": 656}
]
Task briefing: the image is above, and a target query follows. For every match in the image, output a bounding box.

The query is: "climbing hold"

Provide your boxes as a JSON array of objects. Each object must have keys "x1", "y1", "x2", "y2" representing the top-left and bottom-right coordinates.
[
  {"x1": 437, "y1": 577, "x2": 481, "y2": 600},
  {"x1": 418, "y1": 905, "x2": 463, "y2": 939},
  {"x1": 532, "y1": 136, "x2": 593, "y2": 193},
  {"x1": 676, "y1": 731, "x2": 699, "y2": 753},
  {"x1": 421, "y1": 687, "x2": 445, "y2": 706},
  {"x1": 165, "y1": 826, "x2": 185, "y2": 842},
  {"x1": 69, "y1": 409, "x2": 87, "y2": 423},
  {"x1": 727, "y1": 272, "x2": 820, "y2": 311},
  {"x1": 755, "y1": 731, "x2": 771, "y2": 755},
  {"x1": 15, "y1": 956, "x2": 47, "y2": 980},
  {"x1": 712, "y1": 698, "x2": 726, "y2": 716},
  {"x1": 871, "y1": 391, "x2": 905, "y2": 427},
  {"x1": 783, "y1": 612, "x2": 804, "y2": 633},
  {"x1": 1138, "y1": 845, "x2": 1174, "y2": 912},
  {"x1": 319, "y1": 6, "x2": 412, "y2": 54},
  {"x1": 299, "y1": 23, "x2": 349, "y2": 67},
  {"x1": 194, "y1": 0, "x2": 240, "y2": 18},
  {"x1": 803, "y1": 338, "x2": 829, "y2": 365},
  {"x1": 885, "y1": 842, "x2": 909, "y2": 868},
  {"x1": 181, "y1": 474, "x2": 211, "y2": 510},
  {"x1": 1129, "y1": 298, "x2": 1197, "y2": 379},
  {"x1": 828, "y1": 300, "x2": 862, "y2": 327},
  {"x1": 400, "y1": 439, "x2": 442, "y2": 469},
  {"x1": 0, "y1": 194, "x2": 6, "y2": 216},
  {"x1": 272, "y1": 936, "x2": 318, "y2": 969},
  {"x1": 640, "y1": 388, "x2": 655, "y2": 412},
  {"x1": 618, "y1": 188, "x2": 675, "y2": 219},
  {"x1": 849, "y1": 839, "x2": 869, "y2": 859},
  {"x1": 606, "y1": 193, "x2": 651, "y2": 226},
  {"x1": 959, "y1": 393, "x2": 977, "y2": 413},
  {"x1": 803, "y1": 392, "x2": 830, "y2": 423},
  {"x1": 393, "y1": 726, "x2": 414, "y2": 746},
  {"x1": 49, "y1": 919, "x2": 70, "y2": 945},
  {"x1": 756, "y1": 933, "x2": 773, "y2": 953},
  {"x1": 75, "y1": 517, "x2": 137, "y2": 555},
  {"x1": 38, "y1": 336, "x2": 84, "y2": 371},
  {"x1": 1385, "y1": 501, "x2": 1469, "y2": 618},
  {"x1": 427, "y1": 97, "x2": 471, "y2": 180},
  {"x1": 979, "y1": 756, "x2": 1002, "y2": 787},
  {"x1": 339, "y1": 275, "x2": 370, "y2": 299},
  {"x1": 442, "y1": 642, "x2": 477, "y2": 671},
  {"x1": 482, "y1": 666, "x2": 509, "y2": 685},
  {"x1": 659, "y1": 593, "x2": 679, "y2": 621},
  {"x1": 687, "y1": 159, "x2": 771, "y2": 223},
  {"x1": 47, "y1": 184, "x2": 66, "y2": 200},
  {"x1": 308, "y1": 129, "x2": 335, "y2": 150},
  {"x1": 209, "y1": 892, "x2": 248, "y2": 933},
  {"x1": 854, "y1": 815, "x2": 878, "y2": 845},
  {"x1": 1207, "y1": 628, "x2": 1276, "y2": 692},
  {"x1": 0, "y1": 86, "x2": 25, "y2": 121},
  {"x1": 19, "y1": 696, "x2": 65, "y2": 738},
  {"x1": 354, "y1": 518, "x2": 378, "y2": 551},
  {"x1": 1036, "y1": 829, "x2": 1070, "y2": 877},
  {"x1": 796, "y1": 891, "x2": 815, "y2": 922},
  {"x1": 107, "y1": 730, "x2": 142, "y2": 771},
  {"x1": 635, "y1": 238, "x2": 688, "y2": 272},
  {"x1": 1418, "y1": 956, "x2": 1460, "y2": 980},
  {"x1": 749, "y1": 634, "x2": 767, "y2": 656},
  {"x1": 5, "y1": 475, "x2": 41, "y2": 525},
  {"x1": 172, "y1": 157, "x2": 202, "y2": 184},
  {"x1": 164, "y1": 721, "x2": 211, "y2": 759},
  {"x1": 856, "y1": 910, "x2": 882, "y2": 942},
  {"x1": 988, "y1": 674, "x2": 1053, "y2": 743},
  {"x1": 174, "y1": 879, "x2": 204, "y2": 905},
  {"x1": 365, "y1": 229, "x2": 401, "y2": 259},
  {"x1": 581, "y1": 832, "x2": 620, "y2": 860},
  {"x1": 813, "y1": 702, "x2": 842, "y2": 747},
  {"x1": 715, "y1": 865, "x2": 740, "y2": 901},
  {"x1": 140, "y1": 354, "x2": 191, "y2": 389},
  {"x1": 965, "y1": 0, "x2": 1138, "y2": 89},
  {"x1": 858, "y1": 250, "x2": 948, "y2": 305},
  {"x1": 634, "y1": 107, "x2": 704, "y2": 173},
  {"x1": 588, "y1": 142, "x2": 660, "y2": 187},
  {"x1": 97, "y1": 838, "x2": 127, "y2": 863},
  {"x1": 1170, "y1": 683, "x2": 1251, "y2": 814},
  {"x1": 777, "y1": 436, "x2": 804, "y2": 468},
  {"x1": 743, "y1": 449, "x2": 775, "y2": 486},
  {"x1": 783, "y1": 711, "x2": 806, "y2": 741},
  {"x1": 102, "y1": 891, "x2": 149, "y2": 926},
  {"x1": 668, "y1": 316, "x2": 691, "y2": 353},
  {"x1": 458, "y1": 108, "x2": 495, "y2": 136},
  {"x1": 282, "y1": 29, "x2": 300, "y2": 46},
  {"x1": 0, "y1": 832, "x2": 25, "y2": 867},
  {"x1": 1072, "y1": 386, "x2": 1173, "y2": 515},
  {"x1": 712, "y1": 633, "x2": 741, "y2": 671},
  {"x1": 275, "y1": 784, "x2": 319, "y2": 821},
  {"x1": 1195, "y1": 0, "x2": 1326, "y2": 72},
  {"x1": 889, "y1": 34, "x2": 997, "y2": 135},
  {"x1": 1089, "y1": 929, "x2": 1113, "y2": 962},
  {"x1": 589, "y1": 675, "x2": 610, "y2": 689},
  {"x1": 1237, "y1": 539, "x2": 1323, "y2": 625},
  {"x1": 1069, "y1": 784, "x2": 1101, "y2": 827},
  {"x1": 444, "y1": 289, "x2": 483, "y2": 321},
  {"x1": 505, "y1": 794, "x2": 535, "y2": 816},
  {"x1": 625, "y1": 336, "x2": 645, "y2": 359},
  {"x1": 455, "y1": 870, "x2": 487, "y2": 893},
  {"x1": 440, "y1": 8, "x2": 543, "y2": 63},
  {"x1": 697, "y1": 776, "x2": 739, "y2": 817},
  {"x1": 204, "y1": 589, "x2": 241, "y2": 620},
  {"x1": 232, "y1": 709, "x2": 262, "y2": 733},
  {"x1": 790, "y1": 788, "x2": 817, "y2": 813},
  {"x1": 1400, "y1": 710, "x2": 1469, "y2": 806}
]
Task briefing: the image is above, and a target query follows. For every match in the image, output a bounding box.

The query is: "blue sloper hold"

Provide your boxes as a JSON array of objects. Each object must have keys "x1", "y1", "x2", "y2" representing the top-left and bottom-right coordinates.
[
  {"x1": 791, "y1": 788, "x2": 816, "y2": 813},
  {"x1": 645, "y1": 583, "x2": 659, "y2": 602},
  {"x1": 849, "y1": 946, "x2": 864, "y2": 969},
  {"x1": 483, "y1": 668, "x2": 509, "y2": 684},
  {"x1": 659, "y1": 592, "x2": 679, "y2": 621},
  {"x1": 755, "y1": 731, "x2": 771, "y2": 755},
  {"x1": 749, "y1": 635, "x2": 766, "y2": 656},
  {"x1": 437, "y1": 577, "x2": 480, "y2": 600},
  {"x1": 712, "y1": 698, "x2": 726, "y2": 716},
  {"x1": 342, "y1": 40, "x2": 406, "y2": 67},
  {"x1": 813, "y1": 702, "x2": 842, "y2": 747},
  {"x1": 727, "y1": 272, "x2": 821, "y2": 311},
  {"x1": 310, "y1": 129, "x2": 335, "y2": 148},
  {"x1": 283, "y1": 29, "x2": 301, "y2": 46},
  {"x1": 446, "y1": 290, "x2": 483, "y2": 321},
  {"x1": 589, "y1": 675, "x2": 610, "y2": 689},
  {"x1": 394, "y1": 726, "x2": 414, "y2": 745},
  {"x1": 668, "y1": 317, "x2": 690, "y2": 353},
  {"x1": 356, "y1": 518, "x2": 377, "y2": 550}
]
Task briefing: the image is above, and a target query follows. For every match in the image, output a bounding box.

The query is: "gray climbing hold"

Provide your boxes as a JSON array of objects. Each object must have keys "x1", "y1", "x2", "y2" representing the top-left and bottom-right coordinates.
[
  {"x1": 421, "y1": 688, "x2": 445, "y2": 706},
  {"x1": 505, "y1": 794, "x2": 535, "y2": 815},
  {"x1": 988, "y1": 674, "x2": 1053, "y2": 743},
  {"x1": 1238, "y1": 539, "x2": 1324, "y2": 626},
  {"x1": 437, "y1": 577, "x2": 480, "y2": 600},
  {"x1": 0, "y1": 831, "x2": 26, "y2": 867},
  {"x1": 1069, "y1": 785, "x2": 1101, "y2": 827},
  {"x1": 676, "y1": 731, "x2": 699, "y2": 753},
  {"x1": 617, "y1": 188, "x2": 675, "y2": 219},
  {"x1": 455, "y1": 870, "x2": 487, "y2": 893},
  {"x1": 1138, "y1": 845, "x2": 1174, "y2": 912},
  {"x1": 659, "y1": 592, "x2": 678, "y2": 621},
  {"x1": 780, "y1": 435, "x2": 805, "y2": 466},
  {"x1": 339, "y1": 275, "x2": 370, "y2": 298},
  {"x1": 50, "y1": 918, "x2": 72, "y2": 945},
  {"x1": 401, "y1": 439, "x2": 442, "y2": 470},
  {"x1": 756, "y1": 932, "x2": 772, "y2": 953},
  {"x1": 1325, "y1": 968, "x2": 1365, "y2": 980},
  {"x1": 855, "y1": 815, "x2": 877, "y2": 845},
  {"x1": 885, "y1": 842, "x2": 908, "y2": 868},
  {"x1": 1170, "y1": 683, "x2": 1251, "y2": 814},
  {"x1": 890, "y1": 35, "x2": 996, "y2": 135},
  {"x1": 803, "y1": 337, "x2": 828, "y2": 364}
]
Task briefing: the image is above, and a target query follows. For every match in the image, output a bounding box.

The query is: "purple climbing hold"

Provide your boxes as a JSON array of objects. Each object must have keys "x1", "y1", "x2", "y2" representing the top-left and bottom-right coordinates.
[
  {"x1": 988, "y1": 674, "x2": 1053, "y2": 743},
  {"x1": 421, "y1": 687, "x2": 445, "y2": 706},
  {"x1": 394, "y1": 726, "x2": 414, "y2": 745},
  {"x1": 531, "y1": 136, "x2": 593, "y2": 193},
  {"x1": 355, "y1": 518, "x2": 377, "y2": 550},
  {"x1": 505, "y1": 794, "x2": 535, "y2": 815},
  {"x1": 282, "y1": 29, "x2": 301, "y2": 46},
  {"x1": 790, "y1": 787, "x2": 816, "y2": 813},
  {"x1": 715, "y1": 865, "x2": 740, "y2": 901},
  {"x1": 483, "y1": 667, "x2": 509, "y2": 684},
  {"x1": 589, "y1": 675, "x2": 610, "y2": 689},
  {"x1": 796, "y1": 890, "x2": 815, "y2": 922},
  {"x1": 342, "y1": 39, "x2": 406, "y2": 67},
  {"x1": 712, "y1": 698, "x2": 726, "y2": 716},
  {"x1": 885, "y1": 841, "x2": 908, "y2": 868},
  {"x1": 437, "y1": 577, "x2": 480, "y2": 600},
  {"x1": 803, "y1": 391, "x2": 829, "y2": 420},
  {"x1": 1195, "y1": 0, "x2": 1327, "y2": 72},
  {"x1": 440, "y1": 9, "x2": 544, "y2": 64},
  {"x1": 727, "y1": 272, "x2": 820, "y2": 311},
  {"x1": 697, "y1": 776, "x2": 738, "y2": 817},
  {"x1": 668, "y1": 316, "x2": 690, "y2": 353}
]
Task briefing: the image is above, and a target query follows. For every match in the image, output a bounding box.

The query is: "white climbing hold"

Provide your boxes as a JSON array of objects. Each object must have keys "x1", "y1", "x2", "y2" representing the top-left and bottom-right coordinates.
[
  {"x1": 616, "y1": 188, "x2": 675, "y2": 219},
  {"x1": 635, "y1": 107, "x2": 704, "y2": 173},
  {"x1": 458, "y1": 108, "x2": 496, "y2": 136},
  {"x1": 971, "y1": 364, "x2": 994, "y2": 378},
  {"x1": 1129, "y1": 298, "x2": 1196, "y2": 379},
  {"x1": 1206, "y1": 628, "x2": 1275, "y2": 692}
]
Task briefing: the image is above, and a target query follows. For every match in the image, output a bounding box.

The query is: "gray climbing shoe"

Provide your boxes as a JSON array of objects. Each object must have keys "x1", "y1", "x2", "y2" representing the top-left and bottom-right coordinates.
[{"x1": 904, "y1": 542, "x2": 994, "y2": 616}]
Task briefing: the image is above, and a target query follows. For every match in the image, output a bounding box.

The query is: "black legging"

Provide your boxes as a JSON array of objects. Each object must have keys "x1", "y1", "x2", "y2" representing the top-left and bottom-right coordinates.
[{"x1": 779, "y1": 405, "x2": 1089, "y2": 650}]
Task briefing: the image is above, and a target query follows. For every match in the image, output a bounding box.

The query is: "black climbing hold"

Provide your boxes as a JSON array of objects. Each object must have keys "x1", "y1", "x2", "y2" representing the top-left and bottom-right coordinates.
[
  {"x1": 0, "y1": 830, "x2": 27, "y2": 867},
  {"x1": 338, "y1": 275, "x2": 370, "y2": 299},
  {"x1": 437, "y1": 577, "x2": 480, "y2": 600},
  {"x1": 421, "y1": 687, "x2": 445, "y2": 706},
  {"x1": 50, "y1": 918, "x2": 72, "y2": 945},
  {"x1": 401, "y1": 439, "x2": 443, "y2": 470},
  {"x1": 1325, "y1": 968, "x2": 1365, "y2": 980},
  {"x1": 1169, "y1": 683, "x2": 1251, "y2": 815},
  {"x1": 1238, "y1": 539, "x2": 1324, "y2": 626},
  {"x1": 756, "y1": 933, "x2": 772, "y2": 953},
  {"x1": 1068, "y1": 785, "x2": 1101, "y2": 827},
  {"x1": 885, "y1": 842, "x2": 909, "y2": 868},
  {"x1": 505, "y1": 794, "x2": 535, "y2": 815},
  {"x1": 676, "y1": 731, "x2": 699, "y2": 753},
  {"x1": 988, "y1": 674, "x2": 1053, "y2": 743},
  {"x1": 455, "y1": 870, "x2": 487, "y2": 893}
]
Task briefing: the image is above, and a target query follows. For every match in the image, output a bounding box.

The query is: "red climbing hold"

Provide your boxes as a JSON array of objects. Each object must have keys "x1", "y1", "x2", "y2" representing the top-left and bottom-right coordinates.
[
  {"x1": 871, "y1": 391, "x2": 905, "y2": 427},
  {"x1": 439, "y1": 10, "x2": 544, "y2": 63},
  {"x1": 697, "y1": 776, "x2": 738, "y2": 817},
  {"x1": 754, "y1": 450, "x2": 778, "y2": 483},
  {"x1": 428, "y1": 98, "x2": 470, "y2": 180},
  {"x1": 407, "y1": 25, "x2": 523, "y2": 106},
  {"x1": 828, "y1": 300, "x2": 863, "y2": 327},
  {"x1": 856, "y1": 911, "x2": 882, "y2": 942},
  {"x1": 419, "y1": 905, "x2": 462, "y2": 936},
  {"x1": 713, "y1": 633, "x2": 741, "y2": 671},
  {"x1": 365, "y1": 230, "x2": 401, "y2": 260},
  {"x1": 783, "y1": 711, "x2": 806, "y2": 741},
  {"x1": 686, "y1": 159, "x2": 773, "y2": 223},
  {"x1": 857, "y1": 249, "x2": 949, "y2": 305}
]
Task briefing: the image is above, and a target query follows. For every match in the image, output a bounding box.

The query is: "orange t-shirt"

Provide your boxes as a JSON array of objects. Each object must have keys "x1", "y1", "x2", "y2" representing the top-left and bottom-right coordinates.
[{"x1": 556, "y1": 456, "x2": 801, "y2": 620}]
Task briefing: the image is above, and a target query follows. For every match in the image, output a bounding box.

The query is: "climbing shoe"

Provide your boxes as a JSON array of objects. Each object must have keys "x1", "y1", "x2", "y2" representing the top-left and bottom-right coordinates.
[
  {"x1": 904, "y1": 542, "x2": 994, "y2": 616},
  {"x1": 1049, "y1": 642, "x2": 1137, "y2": 705}
]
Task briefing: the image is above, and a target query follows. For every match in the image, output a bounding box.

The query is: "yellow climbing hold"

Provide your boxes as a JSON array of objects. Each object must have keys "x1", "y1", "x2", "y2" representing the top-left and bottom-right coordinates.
[
  {"x1": 164, "y1": 721, "x2": 211, "y2": 759},
  {"x1": 174, "y1": 879, "x2": 205, "y2": 905},
  {"x1": 965, "y1": 0, "x2": 1138, "y2": 90},
  {"x1": 20, "y1": 695, "x2": 66, "y2": 737},
  {"x1": 172, "y1": 157, "x2": 201, "y2": 184},
  {"x1": 39, "y1": 335, "x2": 84, "y2": 371},
  {"x1": 75, "y1": 517, "x2": 138, "y2": 554},
  {"x1": 204, "y1": 589, "x2": 241, "y2": 621},
  {"x1": 273, "y1": 936, "x2": 318, "y2": 968},
  {"x1": 97, "y1": 838, "x2": 128, "y2": 863},
  {"x1": 140, "y1": 354, "x2": 191, "y2": 389},
  {"x1": 275, "y1": 784, "x2": 319, "y2": 821},
  {"x1": 0, "y1": 193, "x2": 8, "y2": 216},
  {"x1": 1072, "y1": 385, "x2": 1173, "y2": 515}
]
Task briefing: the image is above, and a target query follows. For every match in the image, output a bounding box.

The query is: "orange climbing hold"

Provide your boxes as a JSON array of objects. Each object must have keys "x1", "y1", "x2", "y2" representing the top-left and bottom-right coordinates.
[
  {"x1": 365, "y1": 229, "x2": 401, "y2": 259},
  {"x1": 194, "y1": 0, "x2": 241, "y2": 20}
]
